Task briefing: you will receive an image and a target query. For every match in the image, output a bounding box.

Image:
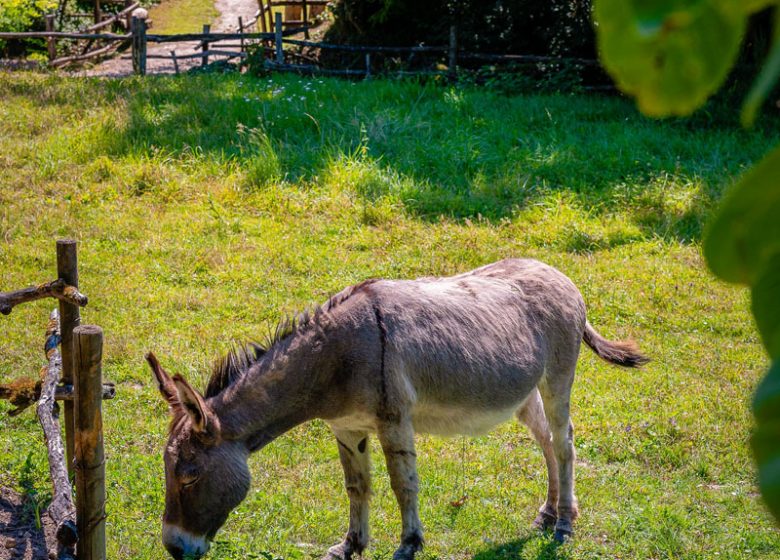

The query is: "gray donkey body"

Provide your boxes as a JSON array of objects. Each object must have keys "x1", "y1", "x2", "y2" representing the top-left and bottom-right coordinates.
[{"x1": 147, "y1": 258, "x2": 648, "y2": 560}]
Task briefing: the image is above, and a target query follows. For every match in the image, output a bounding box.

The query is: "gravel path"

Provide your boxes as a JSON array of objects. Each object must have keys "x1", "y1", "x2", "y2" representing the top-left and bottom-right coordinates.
[{"x1": 82, "y1": 0, "x2": 259, "y2": 76}]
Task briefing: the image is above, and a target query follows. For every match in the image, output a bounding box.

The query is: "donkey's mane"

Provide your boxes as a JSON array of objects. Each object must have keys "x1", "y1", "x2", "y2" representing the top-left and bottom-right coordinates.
[
  {"x1": 204, "y1": 278, "x2": 379, "y2": 399},
  {"x1": 204, "y1": 342, "x2": 266, "y2": 398}
]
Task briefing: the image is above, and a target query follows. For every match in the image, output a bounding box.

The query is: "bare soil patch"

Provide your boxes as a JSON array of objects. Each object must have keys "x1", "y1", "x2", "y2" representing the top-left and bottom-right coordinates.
[{"x1": 0, "y1": 487, "x2": 56, "y2": 560}]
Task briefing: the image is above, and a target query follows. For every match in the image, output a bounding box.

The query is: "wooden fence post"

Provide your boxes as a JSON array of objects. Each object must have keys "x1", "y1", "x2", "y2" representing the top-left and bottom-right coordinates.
[
  {"x1": 201, "y1": 23, "x2": 211, "y2": 66},
  {"x1": 56, "y1": 239, "x2": 79, "y2": 479},
  {"x1": 74, "y1": 325, "x2": 106, "y2": 560},
  {"x1": 93, "y1": 0, "x2": 101, "y2": 27},
  {"x1": 259, "y1": 4, "x2": 267, "y2": 34},
  {"x1": 45, "y1": 14, "x2": 56, "y2": 62},
  {"x1": 131, "y1": 16, "x2": 147, "y2": 75},
  {"x1": 124, "y1": 0, "x2": 134, "y2": 30},
  {"x1": 171, "y1": 50, "x2": 179, "y2": 74},
  {"x1": 303, "y1": 0, "x2": 309, "y2": 39},
  {"x1": 274, "y1": 12, "x2": 283, "y2": 64},
  {"x1": 365, "y1": 53, "x2": 371, "y2": 79},
  {"x1": 448, "y1": 24, "x2": 457, "y2": 79},
  {"x1": 238, "y1": 16, "x2": 245, "y2": 53}
]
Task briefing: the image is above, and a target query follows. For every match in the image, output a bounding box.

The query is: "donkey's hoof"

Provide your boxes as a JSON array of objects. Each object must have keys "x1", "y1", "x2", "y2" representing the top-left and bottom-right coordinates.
[
  {"x1": 322, "y1": 543, "x2": 351, "y2": 560},
  {"x1": 532, "y1": 510, "x2": 557, "y2": 532},
  {"x1": 553, "y1": 519, "x2": 573, "y2": 544},
  {"x1": 392, "y1": 533, "x2": 423, "y2": 560}
]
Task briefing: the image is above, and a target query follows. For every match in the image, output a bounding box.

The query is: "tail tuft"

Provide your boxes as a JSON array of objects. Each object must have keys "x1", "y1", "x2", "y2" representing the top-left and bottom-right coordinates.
[{"x1": 583, "y1": 322, "x2": 649, "y2": 368}]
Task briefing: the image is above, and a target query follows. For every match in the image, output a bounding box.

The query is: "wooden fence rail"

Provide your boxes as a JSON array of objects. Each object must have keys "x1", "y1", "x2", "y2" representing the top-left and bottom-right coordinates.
[
  {"x1": 0, "y1": 31, "x2": 129, "y2": 40},
  {"x1": 280, "y1": 37, "x2": 449, "y2": 53},
  {"x1": 2, "y1": 18, "x2": 603, "y2": 78}
]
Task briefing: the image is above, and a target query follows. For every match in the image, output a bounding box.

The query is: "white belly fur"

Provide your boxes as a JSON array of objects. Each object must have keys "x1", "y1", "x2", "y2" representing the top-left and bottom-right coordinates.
[
  {"x1": 327, "y1": 402, "x2": 520, "y2": 437},
  {"x1": 411, "y1": 402, "x2": 518, "y2": 436}
]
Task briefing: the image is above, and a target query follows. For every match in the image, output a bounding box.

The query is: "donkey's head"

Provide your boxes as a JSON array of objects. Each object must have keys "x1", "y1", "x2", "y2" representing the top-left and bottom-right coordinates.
[{"x1": 146, "y1": 353, "x2": 251, "y2": 560}]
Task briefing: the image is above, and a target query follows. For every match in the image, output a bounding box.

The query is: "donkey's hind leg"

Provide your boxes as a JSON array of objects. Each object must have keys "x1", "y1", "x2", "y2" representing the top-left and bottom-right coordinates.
[
  {"x1": 324, "y1": 429, "x2": 372, "y2": 560},
  {"x1": 516, "y1": 388, "x2": 559, "y2": 531},
  {"x1": 538, "y1": 367, "x2": 579, "y2": 543}
]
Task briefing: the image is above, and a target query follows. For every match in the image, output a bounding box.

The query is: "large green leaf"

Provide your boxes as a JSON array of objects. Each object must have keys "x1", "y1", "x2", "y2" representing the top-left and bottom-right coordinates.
[
  {"x1": 595, "y1": 0, "x2": 747, "y2": 116},
  {"x1": 704, "y1": 145, "x2": 780, "y2": 285},
  {"x1": 752, "y1": 254, "x2": 780, "y2": 358},
  {"x1": 753, "y1": 361, "x2": 780, "y2": 521}
]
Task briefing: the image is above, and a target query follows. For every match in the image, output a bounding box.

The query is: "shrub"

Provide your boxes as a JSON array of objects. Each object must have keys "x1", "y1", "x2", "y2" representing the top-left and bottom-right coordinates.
[
  {"x1": 325, "y1": 0, "x2": 596, "y2": 56},
  {"x1": 0, "y1": 0, "x2": 57, "y2": 56}
]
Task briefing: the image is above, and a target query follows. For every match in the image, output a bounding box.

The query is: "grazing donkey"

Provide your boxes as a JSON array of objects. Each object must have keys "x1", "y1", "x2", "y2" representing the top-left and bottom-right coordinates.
[{"x1": 146, "y1": 258, "x2": 648, "y2": 560}]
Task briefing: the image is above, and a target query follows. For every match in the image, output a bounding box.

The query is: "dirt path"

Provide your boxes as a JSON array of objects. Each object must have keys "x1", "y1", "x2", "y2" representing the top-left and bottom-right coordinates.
[{"x1": 82, "y1": 0, "x2": 259, "y2": 76}]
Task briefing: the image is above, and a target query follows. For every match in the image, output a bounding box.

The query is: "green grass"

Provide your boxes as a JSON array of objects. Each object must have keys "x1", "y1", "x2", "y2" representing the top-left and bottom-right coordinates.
[
  {"x1": 146, "y1": 0, "x2": 219, "y2": 35},
  {"x1": 0, "y1": 71, "x2": 778, "y2": 560}
]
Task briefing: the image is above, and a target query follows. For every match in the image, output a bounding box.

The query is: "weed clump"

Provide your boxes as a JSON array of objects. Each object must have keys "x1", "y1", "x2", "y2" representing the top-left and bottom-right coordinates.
[{"x1": 240, "y1": 126, "x2": 282, "y2": 190}]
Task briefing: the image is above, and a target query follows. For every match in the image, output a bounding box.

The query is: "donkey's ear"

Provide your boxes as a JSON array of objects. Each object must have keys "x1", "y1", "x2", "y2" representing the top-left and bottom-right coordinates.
[
  {"x1": 145, "y1": 352, "x2": 178, "y2": 407},
  {"x1": 172, "y1": 374, "x2": 219, "y2": 437}
]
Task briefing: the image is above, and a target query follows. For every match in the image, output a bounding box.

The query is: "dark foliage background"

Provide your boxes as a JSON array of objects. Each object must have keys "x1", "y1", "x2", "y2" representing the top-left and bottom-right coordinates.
[{"x1": 324, "y1": 0, "x2": 596, "y2": 57}]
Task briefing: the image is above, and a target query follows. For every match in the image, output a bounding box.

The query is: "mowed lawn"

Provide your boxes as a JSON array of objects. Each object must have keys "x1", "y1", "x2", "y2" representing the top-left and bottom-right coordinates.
[{"x1": 0, "y1": 72, "x2": 778, "y2": 559}]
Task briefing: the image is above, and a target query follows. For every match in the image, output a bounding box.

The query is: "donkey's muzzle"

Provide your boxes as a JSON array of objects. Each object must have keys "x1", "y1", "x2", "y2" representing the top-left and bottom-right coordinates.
[{"x1": 163, "y1": 524, "x2": 209, "y2": 559}]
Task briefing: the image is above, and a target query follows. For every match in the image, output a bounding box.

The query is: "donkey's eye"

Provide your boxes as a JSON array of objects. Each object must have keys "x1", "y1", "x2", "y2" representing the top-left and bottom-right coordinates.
[
  {"x1": 180, "y1": 470, "x2": 200, "y2": 488},
  {"x1": 181, "y1": 476, "x2": 199, "y2": 488}
]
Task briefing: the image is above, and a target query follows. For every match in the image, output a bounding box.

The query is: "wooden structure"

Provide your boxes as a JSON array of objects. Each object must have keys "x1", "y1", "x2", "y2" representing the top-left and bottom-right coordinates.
[
  {"x1": 0, "y1": 240, "x2": 112, "y2": 560},
  {"x1": 0, "y1": 17, "x2": 600, "y2": 78},
  {"x1": 40, "y1": 1, "x2": 140, "y2": 66}
]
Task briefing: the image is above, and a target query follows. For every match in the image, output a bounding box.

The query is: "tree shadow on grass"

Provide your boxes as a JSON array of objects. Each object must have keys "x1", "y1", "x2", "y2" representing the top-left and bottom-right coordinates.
[
  {"x1": 9, "y1": 73, "x2": 779, "y2": 243},
  {"x1": 472, "y1": 535, "x2": 569, "y2": 560},
  {"x1": 0, "y1": 487, "x2": 53, "y2": 560}
]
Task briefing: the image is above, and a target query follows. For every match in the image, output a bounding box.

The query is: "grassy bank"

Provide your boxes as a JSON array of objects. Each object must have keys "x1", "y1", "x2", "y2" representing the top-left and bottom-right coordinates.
[{"x1": 0, "y1": 72, "x2": 778, "y2": 559}]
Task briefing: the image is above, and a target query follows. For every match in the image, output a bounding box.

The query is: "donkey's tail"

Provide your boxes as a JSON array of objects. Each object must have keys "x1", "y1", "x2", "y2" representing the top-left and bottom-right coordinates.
[{"x1": 583, "y1": 321, "x2": 649, "y2": 368}]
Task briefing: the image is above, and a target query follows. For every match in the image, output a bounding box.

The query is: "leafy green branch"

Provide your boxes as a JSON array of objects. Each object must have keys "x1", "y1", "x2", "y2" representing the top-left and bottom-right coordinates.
[{"x1": 594, "y1": 0, "x2": 780, "y2": 522}]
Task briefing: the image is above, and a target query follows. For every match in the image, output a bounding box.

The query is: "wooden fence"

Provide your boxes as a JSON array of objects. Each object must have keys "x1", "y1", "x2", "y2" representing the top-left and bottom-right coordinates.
[
  {"x1": 0, "y1": 240, "x2": 114, "y2": 560},
  {"x1": 0, "y1": 11, "x2": 601, "y2": 79}
]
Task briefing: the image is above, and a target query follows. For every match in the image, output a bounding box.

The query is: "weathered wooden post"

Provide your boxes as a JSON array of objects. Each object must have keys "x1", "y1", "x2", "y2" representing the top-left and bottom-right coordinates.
[
  {"x1": 259, "y1": 4, "x2": 267, "y2": 34},
  {"x1": 56, "y1": 240, "x2": 79, "y2": 478},
  {"x1": 448, "y1": 24, "x2": 457, "y2": 79},
  {"x1": 131, "y1": 15, "x2": 138, "y2": 71},
  {"x1": 302, "y1": 0, "x2": 309, "y2": 39},
  {"x1": 131, "y1": 15, "x2": 147, "y2": 76},
  {"x1": 124, "y1": 0, "x2": 134, "y2": 29},
  {"x1": 45, "y1": 14, "x2": 57, "y2": 62},
  {"x1": 365, "y1": 53, "x2": 371, "y2": 79},
  {"x1": 93, "y1": 0, "x2": 102, "y2": 27},
  {"x1": 39, "y1": 310, "x2": 78, "y2": 560},
  {"x1": 238, "y1": 16, "x2": 245, "y2": 53},
  {"x1": 201, "y1": 23, "x2": 211, "y2": 67},
  {"x1": 74, "y1": 325, "x2": 106, "y2": 560},
  {"x1": 171, "y1": 50, "x2": 180, "y2": 74},
  {"x1": 274, "y1": 12, "x2": 283, "y2": 64}
]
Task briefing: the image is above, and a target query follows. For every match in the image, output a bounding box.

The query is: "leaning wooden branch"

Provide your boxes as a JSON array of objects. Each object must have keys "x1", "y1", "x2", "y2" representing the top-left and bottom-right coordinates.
[
  {"x1": 0, "y1": 278, "x2": 87, "y2": 315},
  {"x1": 37, "y1": 309, "x2": 78, "y2": 558}
]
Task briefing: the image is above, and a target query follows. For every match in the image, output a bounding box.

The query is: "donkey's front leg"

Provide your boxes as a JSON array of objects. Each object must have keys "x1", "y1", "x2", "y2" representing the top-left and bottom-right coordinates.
[
  {"x1": 323, "y1": 429, "x2": 372, "y2": 560},
  {"x1": 377, "y1": 418, "x2": 423, "y2": 560}
]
